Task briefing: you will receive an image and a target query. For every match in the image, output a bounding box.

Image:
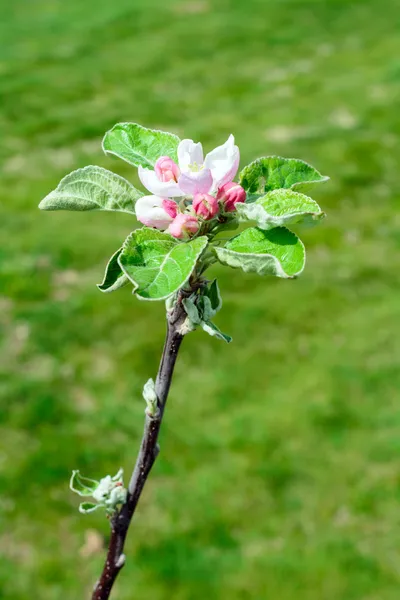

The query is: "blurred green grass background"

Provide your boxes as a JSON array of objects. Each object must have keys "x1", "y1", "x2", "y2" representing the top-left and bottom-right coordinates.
[{"x1": 1, "y1": 0, "x2": 400, "y2": 598}]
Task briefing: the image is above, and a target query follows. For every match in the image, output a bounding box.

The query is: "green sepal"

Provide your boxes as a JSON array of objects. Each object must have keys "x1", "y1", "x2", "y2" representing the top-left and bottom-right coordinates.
[
  {"x1": 102, "y1": 122, "x2": 180, "y2": 168},
  {"x1": 236, "y1": 189, "x2": 325, "y2": 230},
  {"x1": 215, "y1": 227, "x2": 305, "y2": 279},
  {"x1": 118, "y1": 228, "x2": 208, "y2": 301},
  {"x1": 39, "y1": 166, "x2": 142, "y2": 214},
  {"x1": 97, "y1": 248, "x2": 129, "y2": 293},
  {"x1": 239, "y1": 156, "x2": 329, "y2": 198},
  {"x1": 70, "y1": 470, "x2": 99, "y2": 497}
]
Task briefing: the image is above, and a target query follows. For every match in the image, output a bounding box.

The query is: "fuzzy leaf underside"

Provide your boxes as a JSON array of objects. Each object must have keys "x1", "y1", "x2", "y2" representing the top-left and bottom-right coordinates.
[
  {"x1": 97, "y1": 248, "x2": 129, "y2": 293},
  {"x1": 39, "y1": 166, "x2": 141, "y2": 214},
  {"x1": 215, "y1": 226, "x2": 305, "y2": 278},
  {"x1": 239, "y1": 156, "x2": 329, "y2": 197},
  {"x1": 119, "y1": 228, "x2": 208, "y2": 300},
  {"x1": 102, "y1": 122, "x2": 181, "y2": 168},
  {"x1": 237, "y1": 189, "x2": 325, "y2": 229}
]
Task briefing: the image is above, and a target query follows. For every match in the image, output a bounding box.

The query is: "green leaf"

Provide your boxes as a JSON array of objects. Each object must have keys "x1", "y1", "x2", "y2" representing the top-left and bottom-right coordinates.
[
  {"x1": 79, "y1": 502, "x2": 101, "y2": 514},
  {"x1": 201, "y1": 321, "x2": 232, "y2": 344},
  {"x1": 203, "y1": 279, "x2": 222, "y2": 317},
  {"x1": 197, "y1": 296, "x2": 214, "y2": 322},
  {"x1": 182, "y1": 297, "x2": 202, "y2": 326},
  {"x1": 239, "y1": 156, "x2": 329, "y2": 197},
  {"x1": 70, "y1": 470, "x2": 99, "y2": 497},
  {"x1": 237, "y1": 189, "x2": 325, "y2": 230},
  {"x1": 215, "y1": 227, "x2": 305, "y2": 279},
  {"x1": 102, "y1": 122, "x2": 181, "y2": 168},
  {"x1": 39, "y1": 166, "x2": 142, "y2": 214},
  {"x1": 119, "y1": 228, "x2": 208, "y2": 300},
  {"x1": 97, "y1": 248, "x2": 129, "y2": 293}
]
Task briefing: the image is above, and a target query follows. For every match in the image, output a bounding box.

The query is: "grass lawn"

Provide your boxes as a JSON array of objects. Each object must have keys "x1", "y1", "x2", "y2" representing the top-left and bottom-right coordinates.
[{"x1": 1, "y1": 0, "x2": 400, "y2": 598}]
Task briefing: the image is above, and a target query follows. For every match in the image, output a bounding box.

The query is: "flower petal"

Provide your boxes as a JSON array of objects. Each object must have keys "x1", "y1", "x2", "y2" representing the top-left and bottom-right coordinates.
[
  {"x1": 204, "y1": 134, "x2": 240, "y2": 191},
  {"x1": 178, "y1": 168, "x2": 213, "y2": 195},
  {"x1": 135, "y1": 195, "x2": 174, "y2": 229},
  {"x1": 177, "y1": 139, "x2": 204, "y2": 171},
  {"x1": 138, "y1": 166, "x2": 185, "y2": 198}
]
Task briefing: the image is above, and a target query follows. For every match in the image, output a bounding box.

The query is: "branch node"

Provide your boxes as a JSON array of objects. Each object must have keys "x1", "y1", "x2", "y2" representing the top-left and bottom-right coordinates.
[{"x1": 116, "y1": 554, "x2": 126, "y2": 569}]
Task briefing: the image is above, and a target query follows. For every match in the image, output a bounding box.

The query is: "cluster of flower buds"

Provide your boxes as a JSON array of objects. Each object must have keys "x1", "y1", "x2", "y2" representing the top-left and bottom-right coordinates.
[{"x1": 135, "y1": 136, "x2": 246, "y2": 239}]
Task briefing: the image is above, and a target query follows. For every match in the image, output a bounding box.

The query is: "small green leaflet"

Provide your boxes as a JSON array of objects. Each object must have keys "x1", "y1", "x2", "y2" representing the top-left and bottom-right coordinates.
[
  {"x1": 203, "y1": 279, "x2": 223, "y2": 317},
  {"x1": 201, "y1": 321, "x2": 232, "y2": 344},
  {"x1": 39, "y1": 166, "x2": 142, "y2": 214},
  {"x1": 182, "y1": 285, "x2": 231, "y2": 343},
  {"x1": 239, "y1": 156, "x2": 329, "y2": 198},
  {"x1": 97, "y1": 248, "x2": 129, "y2": 293},
  {"x1": 103, "y1": 122, "x2": 181, "y2": 169},
  {"x1": 182, "y1": 297, "x2": 202, "y2": 326},
  {"x1": 119, "y1": 228, "x2": 208, "y2": 300},
  {"x1": 69, "y1": 471, "x2": 99, "y2": 497},
  {"x1": 236, "y1": 189, "x2": 325, "y2": 229},
  {"x1": 215, "y1": 227, "x2": 305, "y2": 279},
  {"x1": 79, "y1": 502, "x2": 101, "y2": 514}
]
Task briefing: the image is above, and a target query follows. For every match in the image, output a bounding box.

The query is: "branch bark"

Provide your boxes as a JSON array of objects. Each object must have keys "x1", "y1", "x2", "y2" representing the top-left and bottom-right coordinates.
[{"x1": 91, "y1": 294, "x2": 187, "y2": 600}]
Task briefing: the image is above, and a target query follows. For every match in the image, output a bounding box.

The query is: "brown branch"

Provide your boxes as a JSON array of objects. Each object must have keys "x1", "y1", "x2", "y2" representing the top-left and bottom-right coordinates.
[{"x1": 91, "y1": 294, "x2": 187, "y2": 600}]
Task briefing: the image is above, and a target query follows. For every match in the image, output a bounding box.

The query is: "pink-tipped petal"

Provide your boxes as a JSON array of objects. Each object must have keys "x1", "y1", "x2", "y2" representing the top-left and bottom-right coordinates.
[
  {"x1": 162, "y1": 199, "x2": 178, "y2": 218},
  {"x1": 138, "y1": 165, "x2": 185, "y2": 198},
  {"x1": 178, "y1": 168, "x2": 213, "y2": 196},
  {"x1": 204, "y1": 134, "x2": 240, "y2": 191}
]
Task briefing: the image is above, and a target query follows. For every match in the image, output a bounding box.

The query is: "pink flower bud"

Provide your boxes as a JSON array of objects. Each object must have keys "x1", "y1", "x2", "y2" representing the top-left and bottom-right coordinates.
[
  {"x1": 168, "y1": 214, "x2": 199, "y2": 239},
  {"x1": 192, "y1": 193, "x2": 219, "y2": 220},
  {"x1": 216, "y1": 182, "x2": 246, "y2": 212},
  {"x1": 155, "y1": 156, "x2": 180, "y2": 183},
  {"x1": 162, "y1": 199, "x2": 178, "y2": 219},
  {"x1": 135, "y1": 195, "x2": 173, "y2": 230}
]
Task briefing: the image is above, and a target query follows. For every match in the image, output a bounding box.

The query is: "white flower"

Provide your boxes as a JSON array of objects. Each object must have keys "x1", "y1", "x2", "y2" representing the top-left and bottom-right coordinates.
[{"x1": 138, "y1": 135, "x2": 240, "y2": 199}]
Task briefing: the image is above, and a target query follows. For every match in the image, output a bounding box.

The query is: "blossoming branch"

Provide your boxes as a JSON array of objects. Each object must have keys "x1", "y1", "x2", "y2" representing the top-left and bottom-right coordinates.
[{"x1": 39, "y1": 122, "x2": 328, "y2": 599}]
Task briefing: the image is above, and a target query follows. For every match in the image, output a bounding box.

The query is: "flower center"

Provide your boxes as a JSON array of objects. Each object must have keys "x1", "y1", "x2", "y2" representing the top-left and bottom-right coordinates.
[{"x1": 188, "y1": 161, "x2": 203, "y2": 173}]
